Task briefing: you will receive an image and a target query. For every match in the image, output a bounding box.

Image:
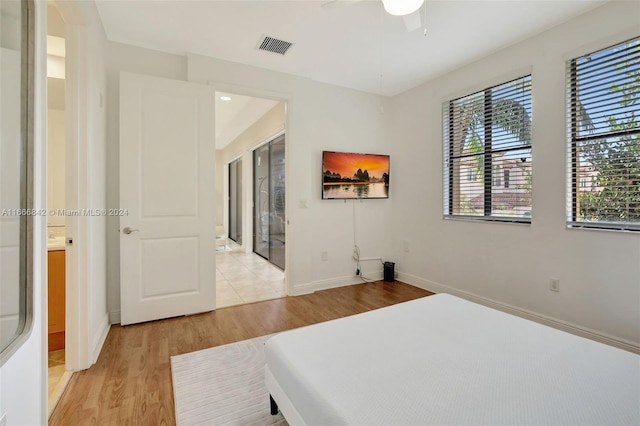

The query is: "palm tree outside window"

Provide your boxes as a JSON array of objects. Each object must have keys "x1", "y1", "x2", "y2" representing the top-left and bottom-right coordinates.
[{"x1": 443, "y1": 75, "x2": 532, "y2": 221}]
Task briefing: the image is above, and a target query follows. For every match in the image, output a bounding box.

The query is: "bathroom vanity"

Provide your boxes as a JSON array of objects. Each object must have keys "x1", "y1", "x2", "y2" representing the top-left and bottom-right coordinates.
[{"x1": 47, "y1": 240, "x2": 65, "y2": 352}]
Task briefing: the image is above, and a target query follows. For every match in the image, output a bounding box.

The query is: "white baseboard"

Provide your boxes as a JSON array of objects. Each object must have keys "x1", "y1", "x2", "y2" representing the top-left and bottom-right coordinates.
[
  {"x1": 291, "y1": 271, "x2": 385, "y2": 296},
  {"x1": 312, "y1": 276, "x2": 364, "y2": 292},
  {"x1": 398, "y1": 272, "x2": 640, "y2": 354},
  {"x1": 360, "y1": 270, "x2": 384, "y2": 283},
  {"x1": 291, "y1": 276, "x2": 360, "y2": 296},
  {"x1": 109, "y1": 309, "x2": 121, "y2": 324},
  {"x1": 290, "y1": 283, "x2": 314, "y2": 296},
  {"x1": 312, "y1": 271, "x2": 384, "y2": 293},
  {"x1": 91, "y1": 313, "x2": 111, "y2": 365}
]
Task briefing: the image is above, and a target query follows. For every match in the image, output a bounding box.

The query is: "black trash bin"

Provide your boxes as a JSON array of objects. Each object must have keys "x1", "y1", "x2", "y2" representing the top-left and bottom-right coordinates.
[{"x1": 383, "y1": 262, "x2": 395, "y2": 282}]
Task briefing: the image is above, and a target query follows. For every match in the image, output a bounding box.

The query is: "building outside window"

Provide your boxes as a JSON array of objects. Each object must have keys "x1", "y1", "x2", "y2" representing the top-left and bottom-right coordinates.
[{"x1": 443, "y1": 75, "x2": 532, "y2": 221}]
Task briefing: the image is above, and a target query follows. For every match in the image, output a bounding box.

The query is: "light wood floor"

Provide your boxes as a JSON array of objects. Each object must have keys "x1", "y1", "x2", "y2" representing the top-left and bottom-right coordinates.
[{"x1": 50, "y1": 281, "x2": 432, "y2": 425}]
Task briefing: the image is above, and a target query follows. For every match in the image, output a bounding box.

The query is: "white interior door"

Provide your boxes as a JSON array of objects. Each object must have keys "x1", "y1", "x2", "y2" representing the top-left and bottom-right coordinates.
[{"x1": 119, "y1": 72, "x2": 216, "y2": 326}]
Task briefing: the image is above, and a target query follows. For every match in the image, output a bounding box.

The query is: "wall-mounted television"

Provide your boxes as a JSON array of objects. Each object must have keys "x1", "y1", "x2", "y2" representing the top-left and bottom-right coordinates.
[{"x1": 322, "y1": 151, "x2": 390, "y2": 199}]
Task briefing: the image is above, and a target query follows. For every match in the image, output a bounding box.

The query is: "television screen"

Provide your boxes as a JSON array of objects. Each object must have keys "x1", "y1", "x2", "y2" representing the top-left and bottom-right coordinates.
[{"x1": 322, "y1": 151, "x2": 390, "y2": 199}]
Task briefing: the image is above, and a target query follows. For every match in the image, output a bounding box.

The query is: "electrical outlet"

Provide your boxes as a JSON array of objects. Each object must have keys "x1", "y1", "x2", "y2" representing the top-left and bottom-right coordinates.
[
  {"x1": 403, "y1": 241, "x2": 409, "y2": 253},
  {"x1": 549, "y1": 278, "x2": 560, "y2": 292},
  {"x1": 321, "y1": 251, "x2": 328, "y2": 261}
]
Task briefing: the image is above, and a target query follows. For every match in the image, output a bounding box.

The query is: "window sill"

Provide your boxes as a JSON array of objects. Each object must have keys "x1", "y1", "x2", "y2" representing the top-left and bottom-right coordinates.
[
  {"x1": 566, "y1": 222, "x2": 640, "y2": 234},
  {"x1": 443, "y1": 215, "x2": 531, "y2": 225}
]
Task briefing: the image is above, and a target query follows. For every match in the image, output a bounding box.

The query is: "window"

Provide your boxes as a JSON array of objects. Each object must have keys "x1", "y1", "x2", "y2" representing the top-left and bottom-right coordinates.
[
  {"x1": 580, "y1": 177, "x2": 588, "y2": 188},
  {"x1": 567, "y1": 37, "x2": 640, "y2": 231},
  {"x1": 443, "y1": 75, "x2": 532, "y2": 221},
  {"x1": 466, "y1": 168, "x2": 477, "y2": 181},
  {"x1": 0, "y1": 0, "x2": 35, "y2": 366},
  {"x1": 493, "y1": 165, "x2": 502, "y2": 187}
]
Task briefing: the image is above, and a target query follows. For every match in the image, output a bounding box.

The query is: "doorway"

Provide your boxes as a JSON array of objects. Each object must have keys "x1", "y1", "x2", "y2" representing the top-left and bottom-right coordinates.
[
  {"x1": 253, "y1": 134, "x2": 286, "y2": 270},
  {"x1": 46, "y1": 3, "x2": 72, "y2": 417},
  {"x1": 214, "y1": 91, "x2": 287, "y2": 308}
]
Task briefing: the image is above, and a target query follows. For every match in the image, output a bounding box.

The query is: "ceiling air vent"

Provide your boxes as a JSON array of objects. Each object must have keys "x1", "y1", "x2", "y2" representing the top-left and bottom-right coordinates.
[{"x1": 257, "y1": 35, "x2": 293, "y2": 56}]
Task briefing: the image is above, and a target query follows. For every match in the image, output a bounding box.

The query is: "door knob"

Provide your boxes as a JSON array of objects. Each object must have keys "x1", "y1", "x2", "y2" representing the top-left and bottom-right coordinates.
[{"x1": 123, "y1": 226, "x2": 139, "y2": 235}]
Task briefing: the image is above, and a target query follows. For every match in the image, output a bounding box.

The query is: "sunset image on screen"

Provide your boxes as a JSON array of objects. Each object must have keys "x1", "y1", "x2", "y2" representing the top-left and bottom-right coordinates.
[
  {"x1": 322, "y1": 151, "x2": 390, "y2": 199},
  {"x1": 323, "y1": 152, "x2": 389, "y2": 180}
]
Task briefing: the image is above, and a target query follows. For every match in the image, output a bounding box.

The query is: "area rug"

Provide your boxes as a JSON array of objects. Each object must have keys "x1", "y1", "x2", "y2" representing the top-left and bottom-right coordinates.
[{"x1": 171, "y1": 334, "x2": 288, "y2": 425}]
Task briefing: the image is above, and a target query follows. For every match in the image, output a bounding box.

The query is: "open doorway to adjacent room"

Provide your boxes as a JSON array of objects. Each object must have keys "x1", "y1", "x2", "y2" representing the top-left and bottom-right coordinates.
[
  {"x1": 214, "y1": 91, "x2": 287, "y2": 308},
  {"x1": 46, "y1": 2, "x2": 72, "y2": 417}
]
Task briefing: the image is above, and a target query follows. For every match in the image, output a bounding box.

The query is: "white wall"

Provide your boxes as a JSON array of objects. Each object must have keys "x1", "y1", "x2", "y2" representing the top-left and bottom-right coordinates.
[
  {"x1": 0, "y1": 1, "x2": 48, "y2": 423},
  {"x1": 85, "y1": 17, "x2": 109, "y2": 366},
  {"x1": 103, "y1": 45, "x2": 393, "y2": 312},
  {"x1": 55, "y1": 0, "x2": 110, "y2": 369},
  {"x1": 104, "y1": 45, "x2": 392, "y2": 315},
  {"x1": 189, "y1": 54, "x2": 393, "y2": 294},
  {"x1": 217, "y1": 102, "x2": 286, "y2": 248},
  {"x1": 105, "y1": 42, "x2": 188, "y2": 322},
  {"x1": 391, "y1": 1, "x2": 640, "y2": 349},
  {"x1": 99, "y1": 4, "x2": 639, "y2": 350},
  {"x1": 47, "y1": 108, "x2": 65, "y2": 227}
]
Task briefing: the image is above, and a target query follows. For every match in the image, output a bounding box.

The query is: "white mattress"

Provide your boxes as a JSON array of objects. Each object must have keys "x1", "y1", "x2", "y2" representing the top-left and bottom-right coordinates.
[{"x1": 265, "y1": 294, "x2": 640, "y2": 425}]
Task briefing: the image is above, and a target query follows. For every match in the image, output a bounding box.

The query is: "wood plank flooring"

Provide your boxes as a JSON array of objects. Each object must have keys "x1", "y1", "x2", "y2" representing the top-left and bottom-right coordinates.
[{"x1": 50, "y1": 281, "x2": 432, "y2": 425}]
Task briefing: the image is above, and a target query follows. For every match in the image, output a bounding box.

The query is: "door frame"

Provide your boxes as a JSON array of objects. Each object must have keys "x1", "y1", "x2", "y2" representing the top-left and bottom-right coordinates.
[
  {"x1": 53, "y1": 0, "x2": 96, "y2": 372},
  {"x1": 211, "y1": 81, "x2": 290, "y2": 296}
]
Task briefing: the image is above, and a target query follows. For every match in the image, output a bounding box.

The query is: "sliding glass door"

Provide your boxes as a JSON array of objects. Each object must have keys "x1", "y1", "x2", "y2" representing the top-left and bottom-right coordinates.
[
  {"x1": 253, "y1": 134, "x2": 286, "y2": 269},
  {"x1": 254, "y1": 144, "x2": 270, "y2": 260},
  {"x1": 228, "y1": 157, "x2": 242, "y2": 244},
  {"x1": 269, "y1": 136, "x2": 286, "y2": 269}
]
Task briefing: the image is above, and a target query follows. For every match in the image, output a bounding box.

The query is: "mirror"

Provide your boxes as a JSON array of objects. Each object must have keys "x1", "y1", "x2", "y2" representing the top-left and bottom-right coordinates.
[{"x1": 0, "y1": 0, "x2": 34, "y2": 366}]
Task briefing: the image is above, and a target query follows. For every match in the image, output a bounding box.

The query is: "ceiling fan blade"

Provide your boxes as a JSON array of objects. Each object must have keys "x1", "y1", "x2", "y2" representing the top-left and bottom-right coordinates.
[
  {"x1": 321, "y1": 0, "x2": 366, "y2": 11},
  {"x1": 402, "y1": 10, "x2": 422, "y2": 32}
]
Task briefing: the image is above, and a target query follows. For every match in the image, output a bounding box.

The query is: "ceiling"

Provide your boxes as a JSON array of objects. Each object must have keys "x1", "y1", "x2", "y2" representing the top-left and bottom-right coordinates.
[
  {"x1": 95, "y1": 0, "x2": 607, "y2": 149},
  {"x1": 215, "y1": 92, "x2": 279, "y2": 149},
  {"x1": 94, "y1": 0, "x2": 607, "y2": 96}
]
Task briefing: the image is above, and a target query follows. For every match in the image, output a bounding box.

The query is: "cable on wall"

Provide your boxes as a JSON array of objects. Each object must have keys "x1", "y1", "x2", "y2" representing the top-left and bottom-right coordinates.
[{"x1": 352, "y1": 200, "x2": 383, "y2": 282}]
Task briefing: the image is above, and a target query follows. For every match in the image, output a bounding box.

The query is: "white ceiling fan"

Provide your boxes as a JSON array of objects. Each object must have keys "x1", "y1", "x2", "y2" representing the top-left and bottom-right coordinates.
[{"x1": 322, "y1": 0, "x2": 425, "y2": 33}]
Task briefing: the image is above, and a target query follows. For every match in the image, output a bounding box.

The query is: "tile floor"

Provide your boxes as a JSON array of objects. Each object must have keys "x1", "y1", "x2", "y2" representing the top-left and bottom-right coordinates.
[
  {"x1": 48, "y1": 350, "x2": 72, "y2": 417},
  {"x1": 216, "y1": 241, "x2": 286, "y2": 308}
]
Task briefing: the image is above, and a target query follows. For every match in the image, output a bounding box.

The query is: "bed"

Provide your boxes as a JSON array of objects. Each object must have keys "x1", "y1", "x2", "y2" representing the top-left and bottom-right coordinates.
[{"x1": 264, "y1": 294, "x2": 640, "y2": 425}]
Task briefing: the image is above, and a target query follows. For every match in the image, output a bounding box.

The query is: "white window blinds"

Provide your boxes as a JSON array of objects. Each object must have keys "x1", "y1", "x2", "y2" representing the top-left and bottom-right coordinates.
[
  {"x1": 567, "y1": 37, "x2": 640, "y2": 231},
  {"x1": 443, "y1": 76, "x2": 532, "y2": 222}
]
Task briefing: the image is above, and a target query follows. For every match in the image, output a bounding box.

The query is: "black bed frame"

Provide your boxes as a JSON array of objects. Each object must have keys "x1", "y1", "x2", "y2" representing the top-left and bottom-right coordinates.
[{"x1": 270, "y1": 394, "x2": 279, "y2": 415}]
